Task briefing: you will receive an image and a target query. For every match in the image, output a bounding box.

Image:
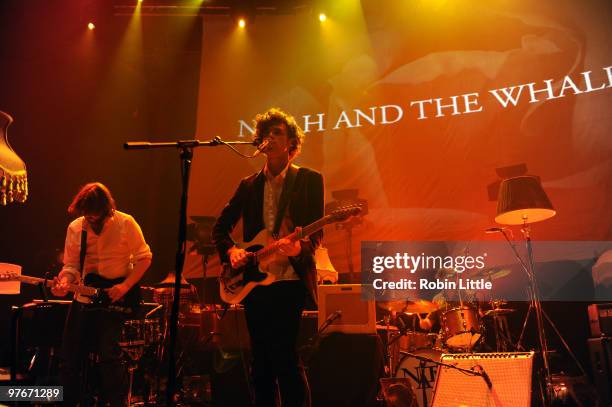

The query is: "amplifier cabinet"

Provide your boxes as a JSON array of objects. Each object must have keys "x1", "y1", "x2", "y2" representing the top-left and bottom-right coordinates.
[{"x1": 432, "y1": 352, "x2": 534, "y2": 407}]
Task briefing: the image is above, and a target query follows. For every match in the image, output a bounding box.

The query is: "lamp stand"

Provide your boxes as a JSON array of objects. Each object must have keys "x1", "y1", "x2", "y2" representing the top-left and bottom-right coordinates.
[
  {"x1": 497, "y1": 225, "x2": 589, "y2": 406},
  {"x1": 521, "y1": 223, "x2": 553, "y2": 405}
]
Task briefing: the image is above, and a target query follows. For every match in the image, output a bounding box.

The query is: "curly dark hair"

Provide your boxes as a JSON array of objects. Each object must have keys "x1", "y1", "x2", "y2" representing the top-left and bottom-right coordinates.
[
  {"x1": 252, "y1": 108, "x2": 305, "y2": 158},
  {"x1": 68, "y1": 182, "x2": 116, "y2": 218}
]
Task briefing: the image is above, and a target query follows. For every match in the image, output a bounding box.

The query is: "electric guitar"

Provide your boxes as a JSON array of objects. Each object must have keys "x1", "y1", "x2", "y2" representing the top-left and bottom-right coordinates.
[
  {"x1": 219, "y1": 205, "x2": 362, "y2": 304},
  {"x1": 0, "y1": 271, "x2": 141, "y2": 315}
]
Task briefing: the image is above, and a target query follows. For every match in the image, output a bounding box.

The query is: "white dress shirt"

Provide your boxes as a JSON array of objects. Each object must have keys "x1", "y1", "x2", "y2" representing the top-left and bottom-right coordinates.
[
  {"x1": 262, "y1": 163, "x2": 299, "y2": 282},
  {"x1": 59, "y1": 210, "x2": 152, "y2": 283}
]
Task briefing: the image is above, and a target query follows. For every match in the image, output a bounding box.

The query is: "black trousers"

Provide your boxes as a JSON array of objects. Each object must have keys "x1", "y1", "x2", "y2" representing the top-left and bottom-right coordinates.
[
  {"x1": 243, "y1": 280, "x2": 307, "y2": 407},
  {"x1": 59, "y1": 301, "x2": 128, "y2": 406}
]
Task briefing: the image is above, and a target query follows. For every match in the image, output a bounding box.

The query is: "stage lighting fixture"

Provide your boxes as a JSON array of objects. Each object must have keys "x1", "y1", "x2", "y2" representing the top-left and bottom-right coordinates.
[
  {"x1": 319, "y1": 13, "x2": 327, "y2": 22},
  {"x1": 87, "y1": 22, "x2": 95, "y2": 30},
  {"x1": 238, "y1": 18, "x2": 246, "y2": 28}
]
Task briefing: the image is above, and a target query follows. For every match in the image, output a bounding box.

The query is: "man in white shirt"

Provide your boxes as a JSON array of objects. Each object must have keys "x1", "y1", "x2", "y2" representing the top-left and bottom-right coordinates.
[{"x1": 52, "y1": 182, "x2": 152, "y2": 406}]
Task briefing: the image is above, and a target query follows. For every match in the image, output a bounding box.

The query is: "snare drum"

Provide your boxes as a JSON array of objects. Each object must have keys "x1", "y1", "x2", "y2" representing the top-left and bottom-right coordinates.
[
  {"x1": 395, "y1": 348, "x2": 442, "y2": 407},
  {"x1": 120, "y1": 319, "x2": 145, "y2": 347},
  {"x1": 440, "y1": 306, "x2": 482, "y2": 350}
]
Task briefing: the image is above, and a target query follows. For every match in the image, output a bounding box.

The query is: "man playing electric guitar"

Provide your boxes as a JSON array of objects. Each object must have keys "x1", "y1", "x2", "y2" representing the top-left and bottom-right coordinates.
[
  {"x1": 51, "y1": 182, "x2": 152, "y2": 406},
  {"x1": 213, "y1": 108, "x2": 324, "y2": 407}
]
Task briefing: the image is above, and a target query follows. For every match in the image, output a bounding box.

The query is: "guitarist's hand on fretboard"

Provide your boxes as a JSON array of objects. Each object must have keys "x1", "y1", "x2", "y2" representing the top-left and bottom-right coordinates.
[
  {"x1": 51, "y1": 276, "x2": 70, "y2": 297},
  {"x1": 276, "y1": 237, "x2": 301, "y2": 257},
  {"x1": 228, "y1": 246, "x2": 250, "y2": 269}
]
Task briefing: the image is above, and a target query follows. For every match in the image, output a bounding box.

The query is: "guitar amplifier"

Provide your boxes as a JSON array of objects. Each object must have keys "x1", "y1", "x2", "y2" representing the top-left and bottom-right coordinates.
[
  {"x1": 317, "y1": 284, "x2": 376, "y2": 334},
  {"x1": 588, "y1": 303, "x2": 612, "y2": 337},
  {"x1": 432, "y1": 352, "x2": 534, "y2": 407}
]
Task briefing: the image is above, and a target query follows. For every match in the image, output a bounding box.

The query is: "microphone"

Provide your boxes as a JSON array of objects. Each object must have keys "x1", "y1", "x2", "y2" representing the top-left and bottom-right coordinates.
[
  {"x1": 326, "y1": 310, "x2": 342, "y2": 324},
  {"x1": 473, "y1": 365, "x2": 493, "y2": 388},
  {"x1": 252, "y1": 139, "x2": 270, "y2": 157},
  {"x1": 485, "y1": 227, "x2": 506, "y2": 234}
]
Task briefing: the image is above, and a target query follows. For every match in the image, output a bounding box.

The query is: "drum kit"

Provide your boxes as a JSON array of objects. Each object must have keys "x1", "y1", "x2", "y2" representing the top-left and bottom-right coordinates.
[
  {"x1": 116, "y1": 273, "x2": 206, "y2": 405},
  {"x1": 377, "y1": 271, "x2": 516, "y2": 407}
]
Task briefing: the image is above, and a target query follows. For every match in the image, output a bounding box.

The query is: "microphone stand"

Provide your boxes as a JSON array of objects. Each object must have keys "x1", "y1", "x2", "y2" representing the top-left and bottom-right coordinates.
[
  {"x1": 299, "y1": 311, "x2": 342, "y2": 363},
  {"x1": 124, "y1": 137, "x2": 253, "y2": 406}
]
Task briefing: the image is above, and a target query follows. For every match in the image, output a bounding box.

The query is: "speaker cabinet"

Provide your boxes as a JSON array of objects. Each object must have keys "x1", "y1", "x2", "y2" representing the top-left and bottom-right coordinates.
[{"x1": 432, "y1": 352, "x2": 534, "y2": 407}]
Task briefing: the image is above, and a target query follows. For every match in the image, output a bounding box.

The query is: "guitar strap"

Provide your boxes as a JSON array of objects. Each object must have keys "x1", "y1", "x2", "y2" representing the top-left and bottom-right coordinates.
[
  {"x1": 272, "y1": 164, "x2": 300, "y2": 239},
  {"x1": 79, "y1": 228, "x2": 87, "y2": 275}
]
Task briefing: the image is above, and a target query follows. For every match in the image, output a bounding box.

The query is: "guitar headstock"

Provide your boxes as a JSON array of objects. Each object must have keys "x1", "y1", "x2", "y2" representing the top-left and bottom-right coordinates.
[
  {"x1": 0, "y1": 271, "x2": 18, "y2": 281},
  {"x1": 328, "y1": 205, "x2": 363, "y2": 222}
]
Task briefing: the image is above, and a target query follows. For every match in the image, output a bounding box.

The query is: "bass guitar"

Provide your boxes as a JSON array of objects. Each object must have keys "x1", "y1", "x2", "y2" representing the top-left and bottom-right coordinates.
[
  {"x1": 0, "y1": 271, "x2": 141, "y2": 315},
  {"x1": 219, "y1": 205, "x2": 362, "y2": 304}
]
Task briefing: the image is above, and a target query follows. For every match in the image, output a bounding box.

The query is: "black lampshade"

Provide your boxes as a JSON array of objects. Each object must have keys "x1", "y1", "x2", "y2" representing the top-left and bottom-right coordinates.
[{"x1": 495, "y1": 176, "x2": 556, "y2": 225}]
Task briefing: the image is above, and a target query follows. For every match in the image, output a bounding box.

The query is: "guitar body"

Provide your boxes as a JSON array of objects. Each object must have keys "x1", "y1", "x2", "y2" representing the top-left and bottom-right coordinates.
[
  {"x1": 83, "y1": 273, "x2": 142, "y2": 315},
  {"x1": 219, "y1": 242, "x2": 277, "y2": 305}
]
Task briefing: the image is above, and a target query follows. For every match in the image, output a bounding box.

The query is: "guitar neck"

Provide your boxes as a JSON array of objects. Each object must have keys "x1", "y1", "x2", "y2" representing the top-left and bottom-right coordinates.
[
  {"x1": 255, "y1": 215, "x2": 331, "y2": 260},
  {"x1": 300, "y1": 216, "x2": 330, "y2": 238},
  {"x1": 14, "y1": 275, "x2": 97, "y2": 296}
]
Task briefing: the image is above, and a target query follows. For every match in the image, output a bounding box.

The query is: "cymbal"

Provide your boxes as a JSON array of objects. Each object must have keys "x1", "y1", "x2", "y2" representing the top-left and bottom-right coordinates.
[
  {"x1": 377, "y1": 301, "x2": 407, "y2": 312},
  {"x1": 153, "y1": 272, "x2": 190, "y2": 289},
  {"x1": 404, "y1": 300, "x2": 439, "y2": 314},
  {"x1": 152, "y1": 282, "x2": 192, "y2": 289},
  {"x1": 438, "y1": 268, "x2": 511, "y2": 280},
  {"x1": 488, "y1": 268, "x2": 511, "y2": 280},
  {"x1": 484, "y1": 308, "x2": 515, "y2": 316}
]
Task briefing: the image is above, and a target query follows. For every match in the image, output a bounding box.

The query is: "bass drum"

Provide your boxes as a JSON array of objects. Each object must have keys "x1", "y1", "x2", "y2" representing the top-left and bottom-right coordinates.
[{"x1": 394, "y1": 348, "x2": 442, "y2": 407}]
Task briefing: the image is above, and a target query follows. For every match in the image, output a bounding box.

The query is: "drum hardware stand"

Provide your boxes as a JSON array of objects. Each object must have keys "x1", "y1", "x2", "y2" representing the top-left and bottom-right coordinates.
[
  {"x1": 125, "y1": 137, "x2": 255, "y2": 406},
  {"x1": 126, "y1": 363, "x2": 138, "y2": 406},
  {"x1": 187, "y1": 215, "x2": 217, "y2": 307},
  {"x1": 383, "y1": 318, "x2": 410, "y2": 376},
  {"x1": 491, "y1": 312, "x2": 513, "y2": 352}
]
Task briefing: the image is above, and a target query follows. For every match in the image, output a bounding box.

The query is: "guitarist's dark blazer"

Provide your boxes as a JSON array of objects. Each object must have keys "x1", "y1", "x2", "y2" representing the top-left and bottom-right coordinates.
[{"x1": 213, "y1": 165, "x2": 324, "y2": 306}]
